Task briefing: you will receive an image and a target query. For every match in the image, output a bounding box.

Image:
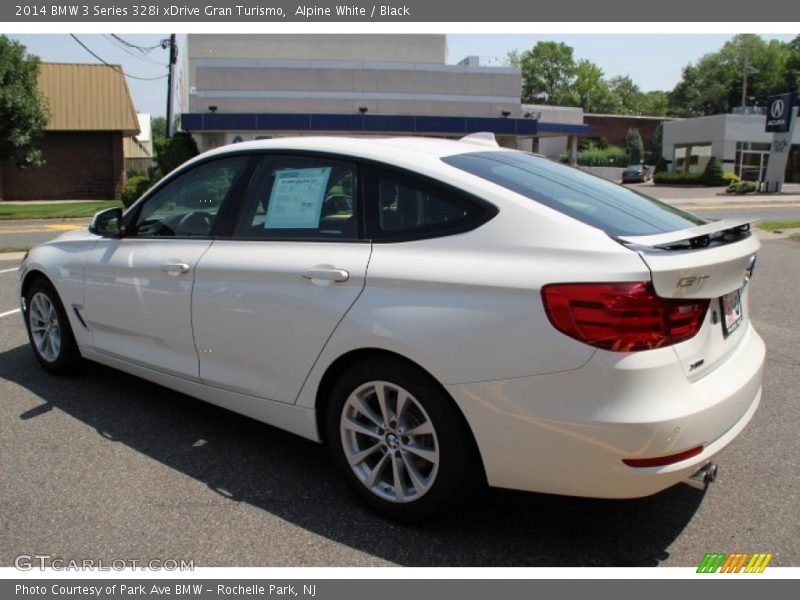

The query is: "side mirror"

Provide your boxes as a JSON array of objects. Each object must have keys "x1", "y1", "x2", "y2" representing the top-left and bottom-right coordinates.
[{"x1": 89, "y1": 207, "x2": 123, "y2": 237}]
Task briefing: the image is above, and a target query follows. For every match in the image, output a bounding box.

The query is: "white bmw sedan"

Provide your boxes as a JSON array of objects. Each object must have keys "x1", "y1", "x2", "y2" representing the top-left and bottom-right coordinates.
[{"x1": 18, "y1": 134, "x2": 764, "y2": 521}]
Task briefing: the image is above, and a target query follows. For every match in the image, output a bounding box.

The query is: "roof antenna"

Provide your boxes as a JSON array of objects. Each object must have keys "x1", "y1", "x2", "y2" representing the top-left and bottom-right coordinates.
[{"x1": 459, "y1": 132, "x2": 499, "y2": 148}]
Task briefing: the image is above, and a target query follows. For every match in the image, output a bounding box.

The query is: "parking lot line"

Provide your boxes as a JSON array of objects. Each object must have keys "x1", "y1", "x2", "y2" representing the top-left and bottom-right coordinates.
[
  {"x1": 0, "y1": 308, "x2": 21, "y2": 318},
  {"x1": 0, "y1": 267, "x2": 19, "y2": 274}
]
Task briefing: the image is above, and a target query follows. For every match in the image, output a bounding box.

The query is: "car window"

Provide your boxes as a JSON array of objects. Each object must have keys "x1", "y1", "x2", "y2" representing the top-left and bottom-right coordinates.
[
  {"x1": 442, "y1": 151, "x2": 706, "y2": 237},
  {"x1": 367, "y1": 169, "x2": 490, "y2": 240},
  {"x1": 131, "y1": 157, "x2": 248, "y2": 237},
  {"x1": 233, "y1": 155, "x2": 358, "y2": 240}
]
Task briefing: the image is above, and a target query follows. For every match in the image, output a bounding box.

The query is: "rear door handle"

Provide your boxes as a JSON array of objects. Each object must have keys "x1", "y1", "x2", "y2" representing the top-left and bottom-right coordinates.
[
  {"x1": 302, "y1": 266, "x2": 350, "y2": 283},
  {"x1": 161, "y1": 262, "x2": 191, "y2": 275}
]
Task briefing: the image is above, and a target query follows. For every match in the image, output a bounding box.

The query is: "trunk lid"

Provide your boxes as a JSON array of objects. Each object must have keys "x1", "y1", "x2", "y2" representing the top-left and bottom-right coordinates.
[{"x1": 620, "y1": 219, "x2": 760, "y2": 381}]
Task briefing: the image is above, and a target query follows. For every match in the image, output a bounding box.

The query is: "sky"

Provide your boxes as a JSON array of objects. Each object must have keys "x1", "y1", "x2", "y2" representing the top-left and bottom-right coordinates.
[{"x1": 8, "y1": 33, "x2": 798, "y2": 118}]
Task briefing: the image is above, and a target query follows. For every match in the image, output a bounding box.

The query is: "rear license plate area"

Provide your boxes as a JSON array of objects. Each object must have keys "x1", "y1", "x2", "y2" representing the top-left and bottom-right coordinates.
[{"x1": 720, "y1": 289, "x2": 743, "y2": 337}]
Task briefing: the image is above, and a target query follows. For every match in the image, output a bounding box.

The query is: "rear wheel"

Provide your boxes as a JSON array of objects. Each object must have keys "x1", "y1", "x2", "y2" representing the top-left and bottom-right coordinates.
[
  {"x1": 24, "y1": 278, "x2": 82, "y2": 375},
  {"x1": 326, "y1": 358, "x2": 482, "y2": 522}
]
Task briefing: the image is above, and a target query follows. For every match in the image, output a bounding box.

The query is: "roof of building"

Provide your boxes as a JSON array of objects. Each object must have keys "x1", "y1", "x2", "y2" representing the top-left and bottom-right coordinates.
[{"x1": 38, "y1": 63, "x2": 140, "y2": 134}]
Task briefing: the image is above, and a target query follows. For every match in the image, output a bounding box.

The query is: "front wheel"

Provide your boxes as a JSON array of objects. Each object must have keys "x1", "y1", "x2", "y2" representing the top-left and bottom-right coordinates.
[
  {"x1": 24, "y1": 278, "x2": 82, "y2": 375},
  {"x1": 326, "y1": 358, "x2": 482, "y2": 522}
]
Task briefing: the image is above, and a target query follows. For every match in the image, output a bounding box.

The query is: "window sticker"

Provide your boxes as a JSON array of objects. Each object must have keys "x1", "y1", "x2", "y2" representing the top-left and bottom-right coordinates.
[{"x1": 265, "y1": 167, "x2": 332, "y2": 229}]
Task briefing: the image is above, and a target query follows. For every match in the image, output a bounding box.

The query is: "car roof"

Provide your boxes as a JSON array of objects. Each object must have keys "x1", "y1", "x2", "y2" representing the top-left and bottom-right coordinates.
[{"x1": 191, "y1": 135, "x2": 511, "y2": 168}]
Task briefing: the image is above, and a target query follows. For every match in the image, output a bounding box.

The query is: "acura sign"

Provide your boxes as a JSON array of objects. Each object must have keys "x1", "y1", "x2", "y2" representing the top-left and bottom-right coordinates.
[
  {"x1": 763, "y1": 92, "x2": 798, "y2": 192},
  {"x1": 765, "y1": 93, "x2": 795, "y2": 133}
]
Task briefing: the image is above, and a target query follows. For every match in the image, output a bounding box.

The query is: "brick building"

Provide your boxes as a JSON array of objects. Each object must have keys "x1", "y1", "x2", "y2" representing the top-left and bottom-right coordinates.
[
  {"x1": 583, "y1": 114, "x2": 672, "y2": 150},
  {"x1": 0, "y1": 63, "x2": 140, "y2": 201}
]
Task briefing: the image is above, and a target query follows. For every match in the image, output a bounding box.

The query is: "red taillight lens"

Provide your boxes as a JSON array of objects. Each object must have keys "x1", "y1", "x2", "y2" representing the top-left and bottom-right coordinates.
[
  {"x1": 541, "y1": 281, "x2": 709, "y2": 352},
  {"x1": 622, "y1": 446, "x2": 704, "y2": 468}
]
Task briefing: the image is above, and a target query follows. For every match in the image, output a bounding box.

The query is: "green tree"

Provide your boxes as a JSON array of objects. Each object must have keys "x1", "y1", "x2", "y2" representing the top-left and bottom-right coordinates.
[
  {"x1": 669, "y1": 34, "x2": 792, "y2": 116},
  {"x1": 608, "y1": 75, "x2": 644, "y2": 114},
  {"x1": 505, "y1": 49, "x2": 522, "y2": 68},
  {"x1": 519, "y1": 41, "x2": 577, "y2": 104},
  {"x1": 785, "y1": 34, "x2": 800, "y2": 94},
  {"x1": 639, "y1": 91, "x2": 670, "y2": 116},
  {"x1": 0, "y1": 36, "x2": 49, "y2": 170},
  {"x1": 568, "y1": 60, "x2": 622, "y2": 113},
  {"x1": 651, "y1": 121, "x2": 664, "y2": 163},
  {"x1": 151, "y1": 116, "x2": 167, "y2": 141},
  {"x1": 702, "y1": 156, "x2": 726, "y2": 186},
  {"x1": 624, "y1": 128, "x2": 644, "y2": 165},
  {"x1": 153, "y1": 131, "x2": 198, "y2": 176}
]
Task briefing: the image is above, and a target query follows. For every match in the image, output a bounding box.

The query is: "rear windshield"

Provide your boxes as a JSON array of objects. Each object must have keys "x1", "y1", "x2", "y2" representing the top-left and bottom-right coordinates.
[{"x1": 442, "y1": 151, "x2": 705, "y2": 237}]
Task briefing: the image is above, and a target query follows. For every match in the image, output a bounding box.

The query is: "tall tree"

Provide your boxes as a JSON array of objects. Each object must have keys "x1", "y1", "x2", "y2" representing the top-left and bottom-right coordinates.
[
  {"x1": 625, "y1": 128, "x2": 644, "y2": 165},
  {"x1": 569, "y1": 60, "x2": 622, "y2": 113},
  {"x1": 669, "y1": 34, "x2": 792, "y2": 116},
  {"x1": 0, "y1": 36, "x2": 49, "y2": 170},
  {"x1": 608, "y1": 75, "x2": 643, "y2": 114},
  {"x1": 639, "y1": 91, "x2": 670, "y2": 116},
  {"x1": 784, "y1": 34, "x2": 800, "y2": 94},
  {"x1": 519, "y1": 41, "x2": 576, "y2": 105}
]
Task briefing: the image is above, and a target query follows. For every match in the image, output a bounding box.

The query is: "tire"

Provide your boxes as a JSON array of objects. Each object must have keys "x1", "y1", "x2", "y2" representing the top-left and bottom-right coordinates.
[
  {"x1": 24, "y1": 278, "x2": 82, "y2": 375},
  {"x1": 326, "y1": 357, "x2": 483, "y2": 522}
]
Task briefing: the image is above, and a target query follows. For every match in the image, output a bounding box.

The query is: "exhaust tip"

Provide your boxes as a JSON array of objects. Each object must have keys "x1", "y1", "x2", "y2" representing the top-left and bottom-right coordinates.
[{"x1": 684, "y1": 462, "x2": 718, "y2": 490}]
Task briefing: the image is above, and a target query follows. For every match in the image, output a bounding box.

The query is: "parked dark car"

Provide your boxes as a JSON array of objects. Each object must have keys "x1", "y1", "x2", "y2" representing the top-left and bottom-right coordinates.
[{"x1": 621, "y1": 164, "x2": 651, "y2": 184}]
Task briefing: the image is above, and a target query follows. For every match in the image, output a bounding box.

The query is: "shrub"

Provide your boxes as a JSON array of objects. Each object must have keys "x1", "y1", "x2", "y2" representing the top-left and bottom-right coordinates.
[
  {"x1": 702, "y1": 157, "x2": 727, "y2": 186},
  {"x1": 654, "y1": 157, "x2": 668, "y2": 173},
  {"x1": 153, "y1": 132, "x2": 198, "y2": 176},
  {"x1": 722, "y1": 172, "x2": 741, "y2": 183},
  {"x1": 122, "y1": 175, "x2": 152, "y2": 208},
  {"x1": 652, "y1": 171, "x2": 705, "y2": 185},
  {"x1": 577, "y1": 143, "x2": 629, "y2": 167},
  {"x1": 726, "y1": 180, "x2": 758, "y2": 194}
]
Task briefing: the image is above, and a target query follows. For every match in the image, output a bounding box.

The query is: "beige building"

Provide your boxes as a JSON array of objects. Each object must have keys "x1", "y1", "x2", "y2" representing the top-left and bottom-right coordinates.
[{"x1": 180, "y1": 34, "x2": 585, "y2": 151}]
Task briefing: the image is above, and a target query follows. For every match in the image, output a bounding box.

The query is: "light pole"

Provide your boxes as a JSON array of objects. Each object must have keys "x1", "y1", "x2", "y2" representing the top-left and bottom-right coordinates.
[{"x1": 741, "y1": 51, "x2": 759, "y2": 108}]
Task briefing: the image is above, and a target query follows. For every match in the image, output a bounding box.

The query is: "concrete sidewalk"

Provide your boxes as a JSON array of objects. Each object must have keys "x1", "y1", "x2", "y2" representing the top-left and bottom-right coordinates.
[{"x1": 628, "y1": 182, "x2": 800, "y2": 207}]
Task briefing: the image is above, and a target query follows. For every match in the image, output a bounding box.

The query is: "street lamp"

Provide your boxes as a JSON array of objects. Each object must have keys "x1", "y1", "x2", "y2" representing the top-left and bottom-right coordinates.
[{"x1": 741, "y1": 52, "x2": 759, "y2": 107}]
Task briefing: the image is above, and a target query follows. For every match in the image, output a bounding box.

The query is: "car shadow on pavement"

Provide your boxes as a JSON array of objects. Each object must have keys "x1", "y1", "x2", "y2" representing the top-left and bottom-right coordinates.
[{"x1": 1, "y1": 344, "x2": 706, "y2": 567}]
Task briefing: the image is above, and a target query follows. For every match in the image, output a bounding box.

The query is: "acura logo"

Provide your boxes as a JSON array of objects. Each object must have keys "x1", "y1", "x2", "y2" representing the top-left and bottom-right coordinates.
[{"x1": 770, "y1": 99, "x2": 785, "y2": 119}]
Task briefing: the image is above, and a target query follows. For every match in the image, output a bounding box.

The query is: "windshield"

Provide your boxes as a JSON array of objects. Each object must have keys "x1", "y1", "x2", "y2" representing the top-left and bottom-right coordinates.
[{"x1": 442, "y1": 151, "x2": 706, "y2": 237}]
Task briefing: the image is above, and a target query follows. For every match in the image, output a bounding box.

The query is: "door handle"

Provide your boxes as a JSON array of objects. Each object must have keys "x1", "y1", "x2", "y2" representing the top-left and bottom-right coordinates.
[
  {"x1": 161, "y1": 262, "x2": 191, "y2": 275},
  {"x1": 302, "y1": 266, "x2": 350, "y2": 283}
]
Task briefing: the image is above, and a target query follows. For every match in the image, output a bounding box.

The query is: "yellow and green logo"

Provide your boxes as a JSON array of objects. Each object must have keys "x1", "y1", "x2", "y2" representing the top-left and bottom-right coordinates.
[{"x1": 697, "y1": 552, "x2": 774, "y2": 573}]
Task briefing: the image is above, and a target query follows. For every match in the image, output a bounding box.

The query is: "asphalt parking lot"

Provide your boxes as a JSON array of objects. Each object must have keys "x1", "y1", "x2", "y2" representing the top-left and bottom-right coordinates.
[{"x1": 0, "y1": 236, "x2": 798, "y2": 568}]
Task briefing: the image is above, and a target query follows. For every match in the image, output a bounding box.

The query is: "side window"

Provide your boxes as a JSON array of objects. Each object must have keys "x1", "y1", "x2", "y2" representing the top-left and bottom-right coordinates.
[
  {"x1": 233, "y1": 156, "x2": 358, "y2": 240},
  {"x1": 131, "y1": 157, "x2": 248, "y2": 237},
  {"x1": 369, "y1": 169, "x2": 490, "y2": 240}
]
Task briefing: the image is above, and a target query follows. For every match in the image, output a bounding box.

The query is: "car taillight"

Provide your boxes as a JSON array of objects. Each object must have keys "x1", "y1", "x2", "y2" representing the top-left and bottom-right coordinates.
[{"x1": 541, "y1": 282, "x2": 709, "y2": 352}]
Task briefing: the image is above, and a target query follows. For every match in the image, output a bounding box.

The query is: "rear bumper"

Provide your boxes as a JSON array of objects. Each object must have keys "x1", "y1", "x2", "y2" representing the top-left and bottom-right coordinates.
[{"x1": 446, "y1": 322, "x2": 765, "y2": 498}]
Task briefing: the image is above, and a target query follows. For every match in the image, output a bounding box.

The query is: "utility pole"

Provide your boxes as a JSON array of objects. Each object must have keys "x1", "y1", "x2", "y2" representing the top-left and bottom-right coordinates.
[
  {"x1": 165, "y1": 34, "x2": 177, "y2": 137},
  {"x1": 741, "y1": 51, "x2": 750, "y2": 108},
  {"x1": 741, "y1": 51, "x2": 758, "y2": 109}
]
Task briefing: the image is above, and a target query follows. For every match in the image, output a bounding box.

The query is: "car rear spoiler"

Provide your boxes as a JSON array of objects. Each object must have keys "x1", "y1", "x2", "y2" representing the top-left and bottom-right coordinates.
[{"x1": 617, "y1": 218, "x2": 757, "y2": 249}]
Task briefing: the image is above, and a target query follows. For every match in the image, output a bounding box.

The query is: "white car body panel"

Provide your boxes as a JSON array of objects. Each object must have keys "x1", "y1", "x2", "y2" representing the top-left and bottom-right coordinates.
[
  {"x1": 83, "y1": 238, "x2": 213, "y2": 380},
  {"x1": 192, "y1": 241, "x2": 371, "y2": 402},
  {"x1": 18, "y1": 134, "x2": 766, "y2": 500}
]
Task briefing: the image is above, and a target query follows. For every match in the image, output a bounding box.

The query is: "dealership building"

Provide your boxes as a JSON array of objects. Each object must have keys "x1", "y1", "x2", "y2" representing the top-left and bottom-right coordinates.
[
  {"x1": 662, "y1": 109, "x2": 800, "y2": 182},
  {"x1": 179, "y1": 34, "x2": 590, "y2": 157}
]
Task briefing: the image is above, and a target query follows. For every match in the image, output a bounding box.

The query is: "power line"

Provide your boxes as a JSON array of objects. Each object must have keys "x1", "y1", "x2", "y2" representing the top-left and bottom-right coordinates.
[
  {"x1": 104, "y1": 35, "x2": 167, "y2": 67},
  {"x1": 110, "y1": 34, "x2": 165, "y2": 54},
  {"x1": 69, "y1": 34, "x2": 168, "y2": 81}
]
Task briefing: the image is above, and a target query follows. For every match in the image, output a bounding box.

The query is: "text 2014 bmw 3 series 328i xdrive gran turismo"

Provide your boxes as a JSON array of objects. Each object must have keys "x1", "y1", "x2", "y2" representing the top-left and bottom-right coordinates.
[{"x1": 18, "y1": 133, "x2": 764, "y2": 521}]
